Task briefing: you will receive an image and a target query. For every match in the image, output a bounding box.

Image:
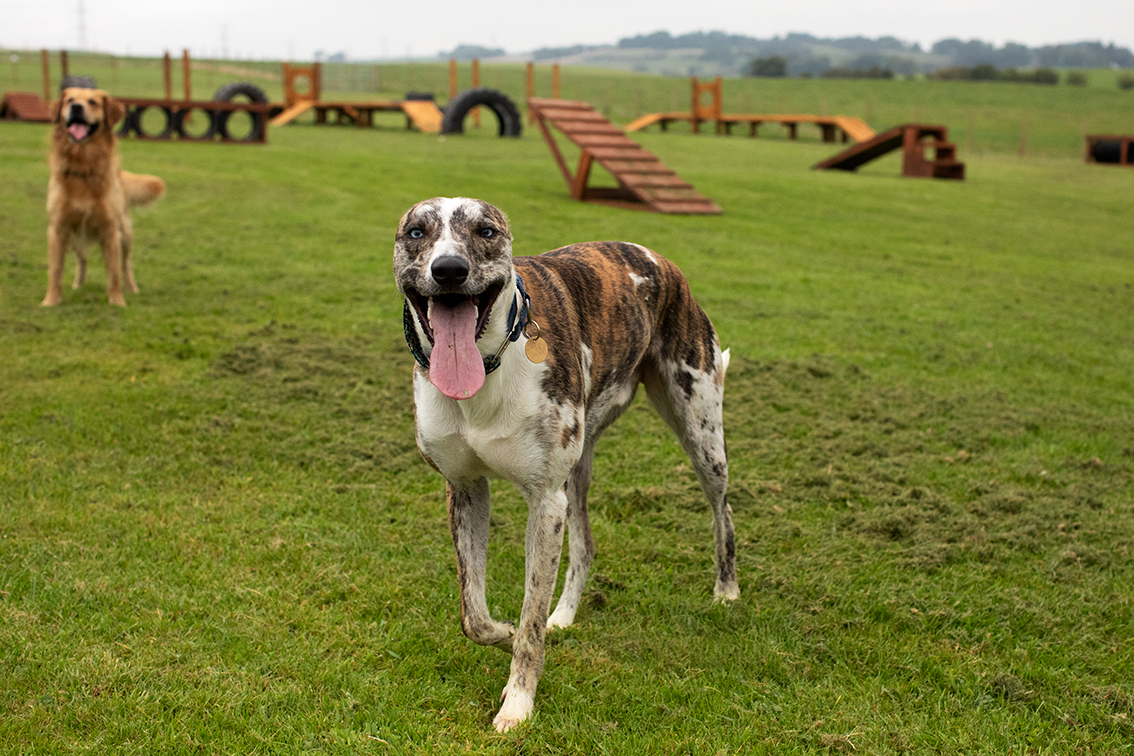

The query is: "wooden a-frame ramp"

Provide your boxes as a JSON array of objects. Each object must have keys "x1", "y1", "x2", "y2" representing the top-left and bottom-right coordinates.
[
  {"x1": 528, "y1": 97, "x2": 721, "y2": 214},
  {"x1": 813, "y1": 123, "x2": 965, "y2": 179}
]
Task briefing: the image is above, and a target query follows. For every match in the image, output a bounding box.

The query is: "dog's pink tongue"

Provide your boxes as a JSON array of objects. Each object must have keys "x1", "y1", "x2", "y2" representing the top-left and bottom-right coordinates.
[
  {"x1": 67, "y1": 123, "x2": 89, "y2": 141},
  {"x1": 428, "y1": 299, "x2": 485, "y2": 400}
]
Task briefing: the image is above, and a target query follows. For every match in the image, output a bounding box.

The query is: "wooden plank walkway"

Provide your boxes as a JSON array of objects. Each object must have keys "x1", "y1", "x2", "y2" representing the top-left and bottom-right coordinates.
[
  {"x1": 269, "y1": 99, "x2": 443, "y2": 132},
  {"x1": 812, "y1": 123, "x2": 965, "y2": 179},
  {"x1": 528, "y1": 97, "x2": 721, "y2": 215},
  {"x1": 626, "y1": 110, "x2": 876, "y2": 144}
]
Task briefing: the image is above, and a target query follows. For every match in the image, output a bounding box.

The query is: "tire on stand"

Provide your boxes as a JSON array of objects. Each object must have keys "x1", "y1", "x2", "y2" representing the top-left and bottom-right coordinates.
[
  {"x1": 440, "y1": 88, "x2": 522, "y2": 137},
  {"x1": 212, "y1": 81, "x2": 268, "y2": 142}
]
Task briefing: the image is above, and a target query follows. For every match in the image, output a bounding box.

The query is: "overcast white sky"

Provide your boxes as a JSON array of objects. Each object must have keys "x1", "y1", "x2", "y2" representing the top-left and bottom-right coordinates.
[{"x1": 5, "y1": 1, "x2": 1134, "y2": 60}]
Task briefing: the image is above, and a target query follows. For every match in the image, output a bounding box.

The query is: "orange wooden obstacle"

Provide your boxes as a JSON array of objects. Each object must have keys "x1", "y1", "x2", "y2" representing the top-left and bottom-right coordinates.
[
  {"x1": 625, "y1": 76, "x2": 875, "y2": 144},
  {"x1": 528, "y1": 97, "x2": 721, "y2": 214},
  {"x1": 812, "y1": 123, "x2": 965, "y2": 179},
  {"x1": 0, "y1": 92, "x2": 52, "y2": 122},
  {"x1": 269, "y1": 62, "x2": 443, "y2": 133}
]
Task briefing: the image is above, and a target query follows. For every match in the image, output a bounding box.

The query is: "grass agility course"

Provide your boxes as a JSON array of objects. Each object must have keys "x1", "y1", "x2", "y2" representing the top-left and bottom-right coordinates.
[{"x1": 2, "y1": 55, "x2": 1134, "y2": 753}]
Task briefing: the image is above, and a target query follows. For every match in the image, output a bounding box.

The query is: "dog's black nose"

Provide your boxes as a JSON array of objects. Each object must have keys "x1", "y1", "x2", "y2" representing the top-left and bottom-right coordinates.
[{"x1": 431, "y1": 256, "x2": 469, "y2": 287}]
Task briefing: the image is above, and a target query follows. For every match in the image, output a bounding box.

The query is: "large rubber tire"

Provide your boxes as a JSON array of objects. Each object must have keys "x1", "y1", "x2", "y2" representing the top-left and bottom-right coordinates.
[
  {"x1": 212, "y1": 81, "x2": 269, "y2": 104},
  {"x1": 1090, "y1": 139, "x2": 1122, "y2": 164},
  {"x1": 441, "y1": 88, "x2": 522, "y2": 137},
  {"x1": 212, "y1": 81, "x2": 268, "y2": 142}
]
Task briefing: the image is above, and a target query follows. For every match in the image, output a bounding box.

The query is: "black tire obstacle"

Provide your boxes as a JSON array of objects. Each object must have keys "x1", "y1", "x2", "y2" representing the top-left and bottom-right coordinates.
[
  {"x1": 211, "y1": 82, "x2": 269, "y2": 142},
  {"x1": 441, "y1": 88, "x2": 522, "y2": 137}
]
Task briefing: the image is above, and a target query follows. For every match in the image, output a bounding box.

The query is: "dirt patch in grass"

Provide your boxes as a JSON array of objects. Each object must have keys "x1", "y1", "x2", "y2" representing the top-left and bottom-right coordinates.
[{"x1": 723, "y1": 355, "x2": 1133, "y2": 574}]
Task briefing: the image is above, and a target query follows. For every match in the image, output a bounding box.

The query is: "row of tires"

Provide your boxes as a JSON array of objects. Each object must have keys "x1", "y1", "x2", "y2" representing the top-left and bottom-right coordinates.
[{"x1": 116, "y1": 102, "x2": 266, "y2": 142}]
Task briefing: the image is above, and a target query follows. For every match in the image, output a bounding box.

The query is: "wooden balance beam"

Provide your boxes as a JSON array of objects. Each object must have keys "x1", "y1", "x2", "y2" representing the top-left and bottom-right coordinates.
[
  {"x1": 529, "y1": 97, "x2": 721, "y2": 214},
  {"x1": 623, "y1": 77, "x2": 876, "y2": 144}
]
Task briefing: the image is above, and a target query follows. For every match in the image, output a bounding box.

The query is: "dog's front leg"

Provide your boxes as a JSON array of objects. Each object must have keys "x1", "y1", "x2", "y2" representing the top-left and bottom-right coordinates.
[
  {"x1": 447, "y1": 478, "x2": 516, "y2": 650},
  {"x1": 494, "y1": 487, "x2": 567, "y2": 733},
  {"x1": 98, "y1": 222, "x2": 126, "y2": 306},
  {"x1": 42, "y1": 223, "x2": 71, "y2": 306}
]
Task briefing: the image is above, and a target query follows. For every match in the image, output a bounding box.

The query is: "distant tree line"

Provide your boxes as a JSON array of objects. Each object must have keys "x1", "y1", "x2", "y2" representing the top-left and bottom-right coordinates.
[
  {"x1": 532, "y1": 31, "x2": 1134, "y2": 78},
  {"x1": 928, "y1": 65, "x2": 1060, "y2": 84},
  {"x1": 470, "y1": 31, "x2": 1134, "y2": 81}
]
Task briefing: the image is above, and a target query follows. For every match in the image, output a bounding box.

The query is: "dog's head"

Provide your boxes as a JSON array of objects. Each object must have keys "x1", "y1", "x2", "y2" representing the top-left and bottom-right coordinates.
[
  {"x1": 394, "y1": 197, "x2": 516, "y2": 399},
  {"x1": 53, "y1": 87, "x2": 124, "y2": 144}
]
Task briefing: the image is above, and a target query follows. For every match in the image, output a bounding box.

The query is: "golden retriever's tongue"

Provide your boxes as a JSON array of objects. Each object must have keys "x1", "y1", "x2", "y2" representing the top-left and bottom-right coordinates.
[
  {"x1": 428, "y1": 299, "x2": 485, "y2": 399},
  {"x1": 67, "y1": 123, "x2": 89, "y2": 141}
]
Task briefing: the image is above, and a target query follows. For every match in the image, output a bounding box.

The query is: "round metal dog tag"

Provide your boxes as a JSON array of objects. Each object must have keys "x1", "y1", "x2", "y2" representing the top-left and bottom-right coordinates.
[
  {"x1": 525, "y1": 338, "x2": 548, "y2": 363},
  {"x1": 524, "y1": 321, "x2": 547, "y2": 363}
]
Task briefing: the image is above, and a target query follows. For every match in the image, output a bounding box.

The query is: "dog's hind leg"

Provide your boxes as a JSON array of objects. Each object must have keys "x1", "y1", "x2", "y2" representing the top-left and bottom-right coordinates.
[
  {"x1": 642, "y1": 353, "x2": 739, "y2": 602},
  {"x1": 495, "y1": 486, "x2": 568, "y2": 733},
  {"x1": 446, "y1": 478, "x2": 516, "y2": 650},
  {"x1": 120, "y1": 217, "x2": 139, "y2": 294},
  {"x1": 72, "y1": 243, "x2": 87, "y2": 290},
  {"x1": 547, "y1": 444, "x2": 596, "y2": 630}
]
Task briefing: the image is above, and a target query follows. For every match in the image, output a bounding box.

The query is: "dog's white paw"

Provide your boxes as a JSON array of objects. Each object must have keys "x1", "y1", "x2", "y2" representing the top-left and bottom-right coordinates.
[
  {"x1": 493, "y1": 687, "x2": 533, "y2": 733},
  {"x1": 714, "y1": 583, "x2": 740, "y2": 603},
  {"x1": 546, "y1": 606, "x2": 576, "y2": 630}
]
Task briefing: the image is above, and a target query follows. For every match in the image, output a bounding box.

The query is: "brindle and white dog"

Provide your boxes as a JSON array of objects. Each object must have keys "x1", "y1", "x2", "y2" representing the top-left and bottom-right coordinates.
[{"x1": 393, "y1": 197, "x2": 738, "y2": 732}]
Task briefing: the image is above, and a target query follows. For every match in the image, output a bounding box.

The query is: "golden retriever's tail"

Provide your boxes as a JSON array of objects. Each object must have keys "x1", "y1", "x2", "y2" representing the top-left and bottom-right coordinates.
[{"x1": 121, "y1": 171, "x2": 165, "y2": 207}]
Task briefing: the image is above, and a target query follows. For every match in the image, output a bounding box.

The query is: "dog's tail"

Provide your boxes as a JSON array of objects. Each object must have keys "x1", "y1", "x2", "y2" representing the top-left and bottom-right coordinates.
[
  {"x1": 720, "y1": 347, "x2": 731, "y2": 375},
  {"x1": 121, "y1": 170, "x2": 165, "y2": 207}
]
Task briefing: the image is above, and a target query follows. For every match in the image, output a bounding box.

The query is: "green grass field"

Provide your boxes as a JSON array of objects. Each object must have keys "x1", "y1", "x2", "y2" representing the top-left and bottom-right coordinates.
[{"x1": 1, "y1": 57, "x2": 1133, "y2": 754}]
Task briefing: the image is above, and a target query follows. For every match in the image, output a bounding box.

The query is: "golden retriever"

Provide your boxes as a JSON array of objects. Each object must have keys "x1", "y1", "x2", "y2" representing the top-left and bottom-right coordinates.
[{"x1": 43, "y1": 87, "x2": 164, "y2": 306}]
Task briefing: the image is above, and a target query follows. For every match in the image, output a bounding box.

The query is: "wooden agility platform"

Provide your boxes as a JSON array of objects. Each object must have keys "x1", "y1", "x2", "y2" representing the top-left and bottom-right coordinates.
[
  {"x1": 0, "y1": 92, "x2": 52, "y2": 122},
  {"x1": 528, "y1": 97, "x2": 721, "y2": 215},
  {"x1": 268, "y1": 63, "x2": 443, "y2": 133},
  {"x1": 624, "y1": 77, "x2": 876, "y2": 144},
  {"x1": 812, "y1": 123, "x2": 965, "y2": 179}
]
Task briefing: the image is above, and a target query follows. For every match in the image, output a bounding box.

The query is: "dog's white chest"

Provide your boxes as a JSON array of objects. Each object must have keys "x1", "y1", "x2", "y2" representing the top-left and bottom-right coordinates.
[{"x1": 412, "y1": 363, "x2": 577, "y2": 490}]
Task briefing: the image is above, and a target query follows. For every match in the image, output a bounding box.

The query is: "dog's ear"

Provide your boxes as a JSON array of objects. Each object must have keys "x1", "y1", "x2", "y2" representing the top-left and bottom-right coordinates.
[
  {"x1": 51, "y1": 97, "x2": 63, "y2": 123},
  {"x1": 104, "y1": 96, "x2": 125, "y2": 127}
]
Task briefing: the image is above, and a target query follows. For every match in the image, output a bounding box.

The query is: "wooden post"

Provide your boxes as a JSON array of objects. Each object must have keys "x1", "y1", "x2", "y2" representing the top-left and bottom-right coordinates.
[
  {"x1": 163, "y1": 51, "x2": 172, "y2": 100},
  {"x1": 471, "y1": 58, "x2": 481, "y2": 128},
  {"x1": 449, "y1": 59, "x2": 458, "y2": 99},
  {"x1": 41, "y1": 49, "x2": 50, "y2": 103},
  {"x1": 182, "y1": 49, "x2": 191, "y2": 101},
  {"x1": 526, "y1": 62, "x2": 535, "y2": 124},
  {"x1": 552, "y1": 64, "x2": 560, "y2": 99},
  {"x1": 60, "y1": 50, "x2": 69, "y2": 79},
  {"x1": 313, "y1": 62, "x2": 322, "y2": 101},
  {"x1": 690, "y1": 77, "x2": 699, "y2": 134}
]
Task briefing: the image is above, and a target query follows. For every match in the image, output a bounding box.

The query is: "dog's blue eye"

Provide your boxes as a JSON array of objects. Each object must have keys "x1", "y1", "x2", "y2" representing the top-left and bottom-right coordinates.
[
  {"x1": 409, "y1": 229, "x2": 424, "y2": 239},
  {"x1": 480, "y1": 228, "x2": 495, "y2": 239}
]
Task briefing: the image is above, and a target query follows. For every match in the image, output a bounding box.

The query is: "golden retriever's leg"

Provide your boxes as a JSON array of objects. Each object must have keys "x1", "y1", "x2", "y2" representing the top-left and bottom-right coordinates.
[
  {"x1": 42, "y1": 223, "x2": 70, "y2": 306},
  {"x1": 72, "y1": 243, "x2": 88, "y2": 289},
  {"x1": 121, "y1": 218, "x2": 139, "y2": 294},
  {"x1": 99, "y1": 224, "x2": 127, "y2": 306}
]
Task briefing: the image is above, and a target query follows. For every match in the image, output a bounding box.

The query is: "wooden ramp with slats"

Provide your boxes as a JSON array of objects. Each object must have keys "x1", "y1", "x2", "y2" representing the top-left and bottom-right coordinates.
[
  {"x1": 813, "y1": 123, "x2": 965, "y2": 179},
  {"x1": 528, "y1": 97, "x2": 721, "y2": 214},
  {"x1": 1, "y1": 92, "x2": 52, "y2": 122}
]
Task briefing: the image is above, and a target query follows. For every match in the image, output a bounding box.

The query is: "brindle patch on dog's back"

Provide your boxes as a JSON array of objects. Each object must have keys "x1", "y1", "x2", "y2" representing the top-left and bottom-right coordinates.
[{"x1": 515, "y1": 242, "x2": 720, "y2": 407}]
